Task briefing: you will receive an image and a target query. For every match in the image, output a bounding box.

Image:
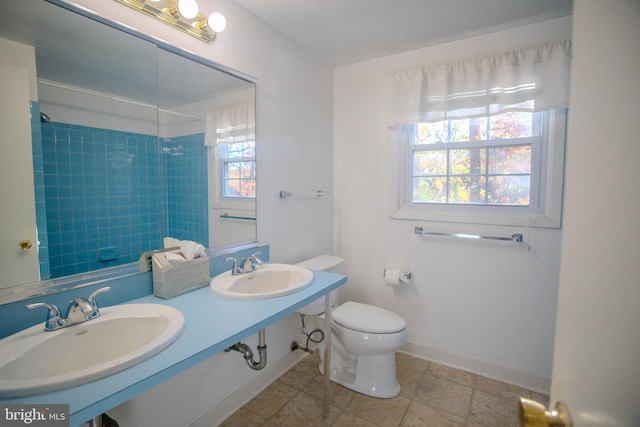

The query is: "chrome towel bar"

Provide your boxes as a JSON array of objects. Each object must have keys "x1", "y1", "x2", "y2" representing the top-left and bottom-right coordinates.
[
  {"x1": 414, "y1": 226, "x2": 523, "y2": 243},
  {"x1": 220, "y1": 214, "x2": 256, "y2": 221}
]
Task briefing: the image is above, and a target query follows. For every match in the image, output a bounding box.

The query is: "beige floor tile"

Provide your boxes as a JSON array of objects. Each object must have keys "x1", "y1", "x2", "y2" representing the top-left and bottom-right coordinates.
[
  {"x1": 467, "y1": 389, "x2": 521, "y2": 427},
  {"x1": 269, "y1": 392, "x2": 341, "y2": 426},
  {"x1": 396, "y1": 353, "x2": 429, "y2": 399},
  {"x1": 474, "y1": 376, "x2": 531, "y2": 401},
  {"x1": 219, "y1": 407, "x2": 266, "y2": 427},
  {"x1": 300, "y1": 349, "x2": 321, "y2": 366},
  {"x1": 244, "y1": 381, "x2": 298, "y2": 420},
  {"x1": 529, "y1": 391, "x2": 550, "y2": 407},
  {"x1": 426, "y1": 362, "x2": 477, "y2": 387},
  {"x1": 396, "y1": 365, "x2": 424, "y2": 399},
  {"x1": 396, "y1": 352, "x2": 430, "y2": 373},
  {"x1": 399, "y1": 400, "x2": 466, "y2": 427},
  {"x1": 225, "y1": 352, "x2": 546, "y2": 427},
  {"x1": 304, "y1": 374, "x2": 359, "y2": 409},
  {"x1": 333, "y1": 411, "x2": 379, "y2": 427},
  {"x1": 412, "y1": 374, "x2": 473, "y2": 418},
  {"x1": 277, "y1": 358, "x2": 320, "y2": 391},
  {"x1": 345, "y1": 393, "x2": 411, "y2": 426}
]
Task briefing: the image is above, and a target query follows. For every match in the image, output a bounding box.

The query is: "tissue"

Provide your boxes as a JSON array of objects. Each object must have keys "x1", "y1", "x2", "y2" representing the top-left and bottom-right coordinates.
[
  {"x1": 162, "y1": 237, "x2": 207, "y2": 265},
  {"x1": 384, "y1": 267, "x2": 411, "y2": 286}
]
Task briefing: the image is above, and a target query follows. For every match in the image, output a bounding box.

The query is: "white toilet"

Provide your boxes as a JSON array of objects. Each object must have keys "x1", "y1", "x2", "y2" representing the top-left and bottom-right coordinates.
[{"x1": 296, "y1": 255, "x2": 408, "y2": 398}]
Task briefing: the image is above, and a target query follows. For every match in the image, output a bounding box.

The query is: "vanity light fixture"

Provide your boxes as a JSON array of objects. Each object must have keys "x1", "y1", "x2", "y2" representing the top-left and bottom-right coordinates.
[{"x1": 113, "y1": 0, "x2": 226, "y2": 43}]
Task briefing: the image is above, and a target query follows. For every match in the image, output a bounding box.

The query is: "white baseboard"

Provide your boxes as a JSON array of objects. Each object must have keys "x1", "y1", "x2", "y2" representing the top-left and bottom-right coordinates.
[
  {"x1": 400, "y1": 341, "x2": 551, "y2": 394},
  {"x1": 189, "y1": 349, "x2": 308, "y2": 427}
]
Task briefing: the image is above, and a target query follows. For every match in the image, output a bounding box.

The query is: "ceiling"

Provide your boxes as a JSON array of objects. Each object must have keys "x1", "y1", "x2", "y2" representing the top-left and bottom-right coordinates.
[{"x1": 233, "y1": 0, "x2": 573, "y2": 67}]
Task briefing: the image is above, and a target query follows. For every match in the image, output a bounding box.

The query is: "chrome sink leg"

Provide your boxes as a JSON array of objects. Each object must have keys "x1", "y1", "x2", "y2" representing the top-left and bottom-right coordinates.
[
  {"x1": 88, "y1": 415, "x2": 102, "y2": 427},
  {"x1": 322, "y1": 293, "x2": 332, "y2": 419}
]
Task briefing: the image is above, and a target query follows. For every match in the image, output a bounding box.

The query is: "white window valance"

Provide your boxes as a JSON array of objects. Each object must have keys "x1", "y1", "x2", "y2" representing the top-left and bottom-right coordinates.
[
  {"x1": 204, "y1": 102, "x2": 255, "y2": 146},
  {"x1": 387, "y1": 40, "x2": 572, "y2": 125}
]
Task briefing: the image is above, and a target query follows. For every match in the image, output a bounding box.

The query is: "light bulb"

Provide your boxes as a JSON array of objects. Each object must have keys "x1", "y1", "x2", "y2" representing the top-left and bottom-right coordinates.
[
  {"x1": 207, "y1": 12, "x2": 226, "y2": 32},
  {"x1": 177, "y1": 0, "x2": 198, "y2": 19}
]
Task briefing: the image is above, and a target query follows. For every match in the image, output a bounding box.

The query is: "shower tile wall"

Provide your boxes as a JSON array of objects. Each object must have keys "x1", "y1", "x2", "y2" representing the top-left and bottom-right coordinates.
[
  {"x1": 161, "y1": 134, "x2": 209, "y2": 246},
  {"x1": 41, "y1": 122, "x2": 163, "y2": 277},
  {"x1": 38, "y1": 120, "x2": 209, "y2": 278}
]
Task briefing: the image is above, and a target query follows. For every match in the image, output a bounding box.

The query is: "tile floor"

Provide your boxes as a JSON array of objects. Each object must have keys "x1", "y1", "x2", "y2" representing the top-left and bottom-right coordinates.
[{"x1": 219, "y1": 351, "x2": 549, "y2": 426}]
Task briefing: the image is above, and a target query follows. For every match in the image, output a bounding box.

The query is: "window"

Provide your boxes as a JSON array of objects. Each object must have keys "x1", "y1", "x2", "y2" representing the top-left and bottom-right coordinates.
[
  {"x1": 388, "y1": 41, "x2": 571, "y2": 228},
  {"x1": 219, "y1": 140, "x2": 256, "y2": 199},
  {"x1": 394, "y1": 108, "x2": 565, "y2": 227},
  {"x1": 410, "y1": 111, "x2": 538, "y2": 206},
  {"x1": 204, "y1": 102, "x2": 256, "y2": 202}
]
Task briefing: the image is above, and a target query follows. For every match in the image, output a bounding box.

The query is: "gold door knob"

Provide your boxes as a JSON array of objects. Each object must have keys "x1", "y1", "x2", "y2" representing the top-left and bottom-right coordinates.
[
  {"x1": 19, "y1": 240, "x2": 33, "y2": 251},
  {"x1": 519, "y1": 397, "x2": 572, "y2": 427}
]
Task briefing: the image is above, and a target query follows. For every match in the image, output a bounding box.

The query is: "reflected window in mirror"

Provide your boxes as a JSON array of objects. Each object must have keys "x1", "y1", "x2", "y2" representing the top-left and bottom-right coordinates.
[
  {"x1": 205, "y1": 102, "x2": 257, "y2": 247},
  {"x1": 220, "y1": 141, "x2": 256, "y2": 199}
]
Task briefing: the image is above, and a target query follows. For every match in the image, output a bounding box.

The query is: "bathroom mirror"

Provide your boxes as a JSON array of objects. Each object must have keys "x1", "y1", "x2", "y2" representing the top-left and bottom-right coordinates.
[{"x1": 0, "y1": 0, "x2": 257, "y2": 301}]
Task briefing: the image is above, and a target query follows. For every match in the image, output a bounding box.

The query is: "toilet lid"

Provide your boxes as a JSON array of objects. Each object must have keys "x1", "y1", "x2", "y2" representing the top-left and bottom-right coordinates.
[{"x1": 332, "y1": 301, "x2": 406, "y2": 334}]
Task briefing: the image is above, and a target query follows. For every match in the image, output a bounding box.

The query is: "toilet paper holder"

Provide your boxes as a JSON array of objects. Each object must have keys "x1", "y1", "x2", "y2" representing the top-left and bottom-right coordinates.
[{"x1": 383, "y1": 267, "x2": 411, "y2": 285}]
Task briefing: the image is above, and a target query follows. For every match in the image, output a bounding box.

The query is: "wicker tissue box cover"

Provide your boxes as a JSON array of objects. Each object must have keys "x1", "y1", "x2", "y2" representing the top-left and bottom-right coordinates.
[{"x1": 152, "y1": 253, "x2": 210, "y2": 299}]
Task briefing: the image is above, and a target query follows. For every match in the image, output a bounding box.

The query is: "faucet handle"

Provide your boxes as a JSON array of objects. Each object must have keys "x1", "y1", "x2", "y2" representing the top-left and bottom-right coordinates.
[
  {"x1": 225, "y1": 256, "x2": 241, "y2": 275},
  {"x1": 26, "y1": 302, "x2": 61, "y2": 317},
  {"x1": 88, "y1": 286, "x2": 111, "y2": 308},
  {"x1": 25, "y1": 302, "x2": 64, "y2": 331},
  {"x1": 249, "y1": 251, "x2": 263, "y2": 266}
]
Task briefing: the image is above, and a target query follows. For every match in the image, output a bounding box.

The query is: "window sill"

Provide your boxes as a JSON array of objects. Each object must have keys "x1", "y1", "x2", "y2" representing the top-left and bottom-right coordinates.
[{"x1": 391, "y1": 205, "x2": 561, "y2": 229}]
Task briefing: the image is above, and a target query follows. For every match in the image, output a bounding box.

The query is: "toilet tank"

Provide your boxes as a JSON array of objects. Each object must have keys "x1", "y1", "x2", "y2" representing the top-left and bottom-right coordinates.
[
  {"x1": 296, "y1": 255, "x2": 343, "y2": 273},
  {"x1": 295, "y1": 255, "x2": 344, "y2": 315}
]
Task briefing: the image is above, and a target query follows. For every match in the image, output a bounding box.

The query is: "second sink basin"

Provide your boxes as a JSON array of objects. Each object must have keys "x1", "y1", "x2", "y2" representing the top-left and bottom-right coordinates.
[
  {"x1": 0, "y1": 303, "x2": 185, "y2": 398},
  {"x1": 210, "y1": 263, "x2": 314, "y2": 299}
]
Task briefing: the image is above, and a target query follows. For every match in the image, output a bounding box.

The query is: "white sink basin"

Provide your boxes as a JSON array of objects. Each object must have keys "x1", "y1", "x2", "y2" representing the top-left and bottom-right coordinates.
[
  {"x1": 210, "y1": 263, "x2": 314, "y2": 299},
  {"x1": 0, "y1": 303, "x2": 185, "y2": 398}
]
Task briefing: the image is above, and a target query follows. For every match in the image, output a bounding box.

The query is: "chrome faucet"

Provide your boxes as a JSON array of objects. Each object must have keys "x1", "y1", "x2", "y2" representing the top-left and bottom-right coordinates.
[
  {"x1": 26, "y1": 286, "x2": 111, "y2": 331},
  {"x1": 225, "y1": 251, "x2": 263, "y2": 275},
  {"x1": 243, "y1": 251, "x2": 263, "y2": 272}
]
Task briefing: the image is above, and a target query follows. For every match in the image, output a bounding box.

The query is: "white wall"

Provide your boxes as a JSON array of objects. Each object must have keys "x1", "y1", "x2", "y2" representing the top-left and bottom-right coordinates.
[
  {"x1": 333, "y1": 17, "x2": 572, "y2": 391},
  {"x1": 65, "y1": 0, "x2": 334, "y2": 425}
]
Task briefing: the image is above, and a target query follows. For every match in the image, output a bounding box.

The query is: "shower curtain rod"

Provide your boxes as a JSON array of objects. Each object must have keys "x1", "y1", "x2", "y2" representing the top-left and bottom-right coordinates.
[{"x1": 38, "y1": 79, "x2": 202, "y2": 120}]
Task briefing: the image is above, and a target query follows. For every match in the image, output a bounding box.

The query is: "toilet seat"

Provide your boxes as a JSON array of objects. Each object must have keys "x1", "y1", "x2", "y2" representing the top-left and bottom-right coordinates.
[{"x1": 332, "y1": 301, "x2": 406, "y2": 334}]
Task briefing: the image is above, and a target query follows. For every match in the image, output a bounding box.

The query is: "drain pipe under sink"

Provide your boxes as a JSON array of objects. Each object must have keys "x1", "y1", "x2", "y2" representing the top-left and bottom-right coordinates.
[{"x1": 225, "y1": 329, "x2": 267, "y2": 370}]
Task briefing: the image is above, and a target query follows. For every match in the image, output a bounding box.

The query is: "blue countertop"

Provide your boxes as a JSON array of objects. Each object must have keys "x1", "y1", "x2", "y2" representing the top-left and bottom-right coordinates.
[{"x1": 1, "y1": 269, "x2": 347, "y2": 426}]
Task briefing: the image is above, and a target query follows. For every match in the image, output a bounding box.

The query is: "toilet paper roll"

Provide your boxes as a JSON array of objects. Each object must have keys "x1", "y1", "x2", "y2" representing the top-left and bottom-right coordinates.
[{"x1": 384, "y1": 267, "x2": 410, "y2": 286}]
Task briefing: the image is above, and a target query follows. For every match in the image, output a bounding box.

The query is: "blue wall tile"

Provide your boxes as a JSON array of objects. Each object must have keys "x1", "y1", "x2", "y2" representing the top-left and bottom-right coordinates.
[{"x1": 38, "y1": 122, "x2": 209, "y2": 278}]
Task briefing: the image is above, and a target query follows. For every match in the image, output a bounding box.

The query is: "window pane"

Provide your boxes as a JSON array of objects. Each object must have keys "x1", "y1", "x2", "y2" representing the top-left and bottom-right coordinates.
[
  {"x1": 224, "y1": 177, "x2": 256, "y2": 198},
  {"x1": 487, "y1": 176, "x2": 530, "y2": 205},
  {"x1": 224, "y1": 179, "x2": 240, "y2": 197},
  {"x1": 222, "y1": 141, "x2": 256, "y2": 158},
  {"x1": 238, "y1": 161, "x2": 256, "y2": 179},
  {"x1": 223, "y1": 160, "x2": 256, "y2": 198},
  {"x1": 450, "y1": 119, "x2": 471, "y2": 141},
  {"x1": 224, "y1": 161, "x2": 240, "y2": 178},
  {"x1": 489, "y1": 111, "x2": 533, "y2": 139},
  {"x1": 449, "y1": 176, "x2": 486, "y2": 203},
  {"x1": 468, "y1": 117, "x2": 487, "y2": 141},
  {"x1": 488, "y1": 146, "x2": 531, "y2": 174},
  {"x1": 414, "y1": 150, "x2": 447, "y2": 175},
  {"x1": 413, "y1": 177, "x2": 446, "y2": 203},
  {"x1": 449, "y1": 148, "x2": 486, "y2": 175},
  {"x1": 417, "y1": 121, "x2": 448, "y2": 143}
]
